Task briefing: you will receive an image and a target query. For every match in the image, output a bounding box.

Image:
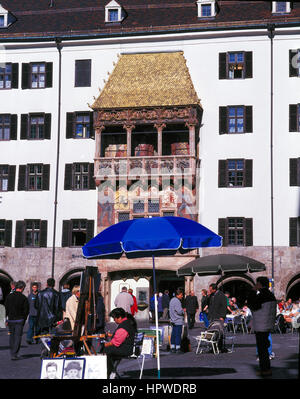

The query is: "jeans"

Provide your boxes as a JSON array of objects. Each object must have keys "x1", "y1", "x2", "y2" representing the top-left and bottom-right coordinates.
[
  {"x1": 8, "y1": 320, "x2": 24, "y2": 357},
  {"x1": 171, "y1": 324, "x2": 183, "y2": 348},
  {"x1": 26, "y1": 315, "x2": 39, "y2": 342},
  {"x1": 255, "y1": 331, "x2": 271, "y2": 371}
]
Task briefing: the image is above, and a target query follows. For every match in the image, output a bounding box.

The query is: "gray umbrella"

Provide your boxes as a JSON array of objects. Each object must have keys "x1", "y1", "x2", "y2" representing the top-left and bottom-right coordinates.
[{"x1": 177, "y1": 254, "x2": 266, "y2": 276}]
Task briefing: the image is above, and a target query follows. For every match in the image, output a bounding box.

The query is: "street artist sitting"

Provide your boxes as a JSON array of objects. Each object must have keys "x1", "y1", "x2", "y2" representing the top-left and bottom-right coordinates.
[{"x1": 102, "y1": 307, "x2": 137, "y2": 378}]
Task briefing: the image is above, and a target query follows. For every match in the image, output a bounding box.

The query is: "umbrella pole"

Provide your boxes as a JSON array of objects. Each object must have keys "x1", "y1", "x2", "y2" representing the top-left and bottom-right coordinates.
[{"x1": 152, "y1": 255, "x2": 161, "y2": 379}]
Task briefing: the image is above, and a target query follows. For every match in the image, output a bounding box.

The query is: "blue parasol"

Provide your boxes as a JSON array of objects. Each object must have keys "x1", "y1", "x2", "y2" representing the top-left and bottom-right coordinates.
[{"x1": 82, "y1": 216, "x2": 222, "y2": 378}]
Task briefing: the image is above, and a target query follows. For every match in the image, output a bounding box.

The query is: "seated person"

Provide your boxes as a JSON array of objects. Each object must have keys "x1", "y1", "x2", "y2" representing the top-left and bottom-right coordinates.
[{"x1": 102, "y1": 307, "x2": 137, "y2": 378}]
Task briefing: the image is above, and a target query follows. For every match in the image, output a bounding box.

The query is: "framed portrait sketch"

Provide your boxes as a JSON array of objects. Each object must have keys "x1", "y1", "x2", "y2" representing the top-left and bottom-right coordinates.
[
  {"x1": 82, "y1": 355, "x2": 107, "y2": 379},
  {"x1": 62, "y1": 358, "x2": 85, "y2": 379},
  {"x1": 40, "y1": 359, "x2": 64, "y2": 380}
]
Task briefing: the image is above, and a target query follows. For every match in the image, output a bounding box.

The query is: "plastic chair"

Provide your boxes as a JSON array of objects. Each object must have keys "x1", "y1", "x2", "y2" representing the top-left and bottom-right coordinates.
[
  {"x1": 232, "y1": 315, "x2": 247, "y2": 334},
  {"x1": 195, "y1": 330, "x2": 220, "y2": 355}
]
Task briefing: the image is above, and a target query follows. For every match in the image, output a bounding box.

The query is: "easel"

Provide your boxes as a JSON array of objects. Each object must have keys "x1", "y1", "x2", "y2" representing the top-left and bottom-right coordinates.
[{"x1": 43, "y1": 266, "x2": 102, "y2": 358}]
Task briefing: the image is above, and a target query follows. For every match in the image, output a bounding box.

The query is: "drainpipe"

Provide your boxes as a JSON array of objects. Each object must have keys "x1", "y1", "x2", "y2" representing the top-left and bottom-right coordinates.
[
  {"x1": 267, "y1": 24, "x2": 275, "y2": 293},
  {"x1": 51, "y1": 37, "x2": 62, "y2": 279}
]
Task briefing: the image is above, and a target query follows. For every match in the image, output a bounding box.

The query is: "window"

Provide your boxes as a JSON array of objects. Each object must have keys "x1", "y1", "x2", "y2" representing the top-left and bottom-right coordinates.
[
  {"x1": 0, "y1": 220, "x2": 12, "y2": 247},
  {"x1": 289, "y1": 49, "x2": 300, "y2": 77},
  {"x1": 133, "y1": 200, "x2": 145, "y2": 214},
  {"x1": 0, "y1": 114, "x2": 10, "y2": 140},
  {"x1": 0, "y1": 63, "x2": 11, "y2": 89},
  {"x1": 66, "y1": 112, "x2": 94, "y2": 139},
  {"x1": 21, "y1": 114, "x2": 51, "y2": 140},
  {"x1": 272, "y1": 2, "x2": 291, "y2": 13},
  {"x1": 219, "y1": 159, "x2": 252, "y2": 188},
  {"x1": 18, "y1": 164, "x2": 50, "y2": 191},
  {"x1": 0, "y1": 165, "x2": 8, "y2": 191},
  {"x1": 290, "y1": 217, "x2": 300, "y2": 246},
  {"x1": 148, "y1": 199, "x2": 160, "y2": 214},
  {"x1": 108, "y1": 9, "x2": 119, "y2": 21},
  {"x1": 105, "y1": 1, "x2": 125, "y2": 23},
  {"x1": 62, "y1": 219, "x2": 94, "y2": 247},
  {"x1": 118, "y1": 212, "x2": 130, "y2": 222},
  {"x1": 289, "y1": 158, "x2": 300, "y2": 186},
  {"x1": 64, "y1": 163, "x2": 95, "y2": 190},
  {"x1": 0, "y1": 15, "x2": 4, "y2": 27},
  {"x1": 15, "y1": 219, "x2": 47, "y2": 248},
  {"x1": 21, "y1": 62, "x2": 52, "y2": 89},
  {"x1": 197, "y1": 0, "x2": 217, "y2": 18},
  {"x1": 75, "y1": 60, "x2": 91, "y2": 87},
  {"x1": 219, "y1": 106, "x2": 252, "y2": 134},
  {"x1": 219, "y1": 52, "x2": 252, "y2": 80},
  {"x1": 163, "y1": 211, "x2": 175, "y2": 217},
  {"x1": 289, "y1": 104, "x2": 300, "y2": 131},
  {"x1": 218, "y1": 217, "x2": 253, "y2": 246}
]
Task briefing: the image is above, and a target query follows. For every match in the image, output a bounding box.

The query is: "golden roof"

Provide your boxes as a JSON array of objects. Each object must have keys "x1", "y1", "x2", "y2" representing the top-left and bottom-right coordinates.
[{"x1": 92, "y1": 51, "x2": 201, "y2": 109}]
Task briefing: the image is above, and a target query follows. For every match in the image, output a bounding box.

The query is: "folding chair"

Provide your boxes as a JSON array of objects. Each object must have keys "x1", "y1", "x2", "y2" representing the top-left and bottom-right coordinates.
[{"x1": 195, "y1": 330, "x2": 220, "y2": 355}]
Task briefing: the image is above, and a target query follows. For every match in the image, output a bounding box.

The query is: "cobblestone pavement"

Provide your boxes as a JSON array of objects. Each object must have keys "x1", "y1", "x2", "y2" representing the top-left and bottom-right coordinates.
[{"x1": 0, "y1": 322, "x2": 299, "y2": 380}]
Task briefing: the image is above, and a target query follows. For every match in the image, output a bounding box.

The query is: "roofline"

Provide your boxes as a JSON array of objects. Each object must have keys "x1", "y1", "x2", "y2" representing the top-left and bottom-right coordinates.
[{"x1": 1, "y1": 20, "x2": 300, "y2": 43}]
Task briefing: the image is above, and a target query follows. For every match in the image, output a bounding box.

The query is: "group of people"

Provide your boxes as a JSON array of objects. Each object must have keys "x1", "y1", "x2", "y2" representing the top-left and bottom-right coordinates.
[
  {"x1": 276, "y1": 297, "x2": 300, "y2": 332},
  {"x1": 4, "y1": 278, "x2": 106, "y2": 361}
]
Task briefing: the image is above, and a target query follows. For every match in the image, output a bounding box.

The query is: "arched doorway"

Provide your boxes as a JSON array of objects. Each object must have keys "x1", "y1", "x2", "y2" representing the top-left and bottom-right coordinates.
[
  {"x1": 0, "y1": 270, "x2": 13, "y2": 304},
  {"x1": 59, "y1": 268, "x2": 85, "y2": 291},
  {"x1": 217, "y1": 274, "x2": 255, "y2": 308},
  {"x1": 286, "y1": 274, "x2": 300, "y2": 301}
]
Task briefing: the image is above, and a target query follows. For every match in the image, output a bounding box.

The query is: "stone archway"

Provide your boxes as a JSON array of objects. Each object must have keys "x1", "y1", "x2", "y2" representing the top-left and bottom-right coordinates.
[
  {"x1": 59, "y1": 267, "x2": 85, "y2": 291},
  {"x1": 216, "y1": 273, "x2": 255, "y2": 307},
  {"x1": 286, "y1": 274, "x2": 300, "y2": 300},
  {"x1": 0, "y1": 269, "x2": 13, "y2": 303}
]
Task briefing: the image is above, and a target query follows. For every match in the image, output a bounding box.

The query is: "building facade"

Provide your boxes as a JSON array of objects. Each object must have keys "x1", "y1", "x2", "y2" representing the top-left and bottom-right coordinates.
[{"x1": 0, "y1": 1, "x2": 300, "y2": 315}]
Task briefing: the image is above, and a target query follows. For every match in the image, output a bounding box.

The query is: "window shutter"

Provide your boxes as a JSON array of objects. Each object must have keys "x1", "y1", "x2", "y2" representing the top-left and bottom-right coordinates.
[
  {"x1": 20, "y1": 114, "x2": 28, "y2": 140},
  {"x1": 64, "y1": 164, "x2": 73, "y2": 190},
  {"x1": 89, "y1": 163, "x2": 96, "y2": 190},
  {"x1": 66, "y1": 113, "x2": 74, "y2": 139},
  {"x1": 289, "y1": 50, "x2": 298, "y2": 77},
  {"x1": 245, "y1": 106, "x2": 253, "y2": 133},
  {"x1": 7, "y1": 165, "x2": 16, "y2": 191},
  {"x1": 11, "y1": 63, "x2": 19, "y2": 89},
  {"x1": 219, "y1": 107, "x2": 227, "y2": 134},
  {"x1": 89, "y1": 112, "x2": 94, "y2": 139},
  {"x1": 39, "y1": 220, "x2": 48, "y2": 247},
  {"x1": 45, "y1": 63, "x2": 53, "y2": 88},
  {"x1": 86, "y1": 220, "x2": 95, "y2": 242},
  {"x1": 62, "y1": 220, "x2": 71, "y2": 247},
  {"x1": 289, "y1": 217, "x2": 298, "y2": 246},
  {"x1": 218, "y1": 218, "x2": 227, "y2": 246},
  {"x1": 244, "y1": 159, "x2": 253, "y2": 187},
  {"x1": 10, "y1": 114, "x2": 17, "y2": 140},
  {"x1": 15, "y1": 221, "x2": 25, "y2": 248},
  {"x1": 21, "y1": 63, "x2": 29, "y2": 89},
  {"x1": 219, "y1": 53, "x2": 227, "y2": 80},
  {"x1": 75, "y1": 59, "x2": 91, "y2": 87},
  {"x1": 44, "y1": 113, "x2": 51, "y2": 139},
  {"x1": 218, "y1": 160, "x2": 227, "y2": 187},
  {"x1": 290, "y1": 158, "x2": 299, "y2": 186},
  {"x1": 245, "y1": 52, "x2": 253, "y2": 79},
  {"x1": 245, "y1": 218, "x2": 253, "y2": 246},
  {"x1": 18, "y1": 165, "x2": 27, "y2": 191},
  {"x1": 42, "y1": 164, "x2": 50, "y2": 191},
  {"x1": 4, "y1": 220, "x2": 12, "y2": 247},
  {"x1": 289, "y1": 104, "x2": 298, "y2": 132}
]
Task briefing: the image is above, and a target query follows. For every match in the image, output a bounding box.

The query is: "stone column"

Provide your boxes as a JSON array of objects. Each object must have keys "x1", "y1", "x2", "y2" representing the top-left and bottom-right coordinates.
[
  {"x1": 123, "y1": 124, "x2": 135, "y2": 157},
  {"x1": 154, "y1": 123, "x2": 166, "y2": 156}
]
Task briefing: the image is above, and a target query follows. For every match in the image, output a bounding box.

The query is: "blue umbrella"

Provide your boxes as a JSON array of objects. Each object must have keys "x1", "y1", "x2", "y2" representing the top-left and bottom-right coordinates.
[{"x1": 82, "y1": 216, "x2": 222, "y2": 378}]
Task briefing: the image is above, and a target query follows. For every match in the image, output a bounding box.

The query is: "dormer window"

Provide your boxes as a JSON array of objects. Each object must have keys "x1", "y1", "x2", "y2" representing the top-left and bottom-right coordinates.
[
  {"x1": 105, "y1": 1, "x2": 125, "y2": 23},
  {"x1": 272, "y1": 2, "x2": 291, "y2": 14},
  {"x1": 197, "y1": 0, "x2": 217, "y2": 18},
  {"x1": 0, "y1": 4, "x2": 16, "y2": 28}
]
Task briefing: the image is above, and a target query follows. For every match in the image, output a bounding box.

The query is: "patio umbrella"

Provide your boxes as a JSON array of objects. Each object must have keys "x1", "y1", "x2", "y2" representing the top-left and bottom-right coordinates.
[
  {"x1": 82, "y1": 216, "x2": 222, "y2": 378},
  {"x1": 177, "y1": 254, "x2": 266, "y2": 277}
]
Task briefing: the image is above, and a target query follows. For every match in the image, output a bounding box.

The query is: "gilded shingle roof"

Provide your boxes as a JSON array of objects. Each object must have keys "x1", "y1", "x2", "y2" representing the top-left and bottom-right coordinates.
[{"x1": 92, "y1": 51, "x2": 201, "y2": 109}]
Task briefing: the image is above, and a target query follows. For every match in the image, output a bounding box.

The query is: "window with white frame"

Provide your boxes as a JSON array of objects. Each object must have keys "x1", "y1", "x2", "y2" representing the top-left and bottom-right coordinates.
[
  {"x1": 272, "y1": 2, "x2": 291, "y2": 13},
  {"x1": 105, "y1": 1, "x2": 125, "y2": 23},
  {"x1": 197, "y1": 0, "x2": 217, "y2": 18}
]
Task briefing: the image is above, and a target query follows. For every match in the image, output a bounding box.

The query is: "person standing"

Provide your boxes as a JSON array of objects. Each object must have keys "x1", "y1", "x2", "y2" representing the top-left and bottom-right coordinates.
[
  {"x1": 60, "y1": 283, "x2": 72, "y2": 317},
  {"x1": 247, "y1": 276, "x2": 277, "y2": 377},
  {"x1": 114, "y1": 287, "x2": 134, "y2": 314},
  {"x1": 169, "y1": 288, "x2": 185, "y2": 354},
  {"x1": 26, "y1": 282, "x2": 40, "y2": 344},
  {"x1": 183, "y1": 290, "x2": 199, "y2": 329},
  {"x1": 128, "y1": 289, "x2": 138, "y2": 317},
  {"x1": 64, "y1": 285, "x2": 80, "y2": 331},
  {"x1": 4, "y1": 280, "x2": 29, "y2": 360},
  {"x1": 207, "y1": 283, "x2": 228, "y2": 352},
  {"x1": 162, "y1": 290, "x2": 170, "y2": 320},
  {"x1": 200, "y1": 289, "x2": 210, "y2": 328},
  {"x1": 35, "y1": 278, "x2": 62, "y2": 334}
]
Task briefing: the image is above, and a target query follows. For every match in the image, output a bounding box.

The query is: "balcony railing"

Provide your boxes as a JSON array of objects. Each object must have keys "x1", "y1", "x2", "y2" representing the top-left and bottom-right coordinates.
[{"x1": 94, "y1": 155, "x2": 199, "y2": 179}]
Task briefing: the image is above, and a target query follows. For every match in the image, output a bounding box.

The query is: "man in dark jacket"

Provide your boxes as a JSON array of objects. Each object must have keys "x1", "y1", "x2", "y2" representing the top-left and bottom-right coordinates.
[
  {"x1": 183, "y1": 290, "x2": 199, "y2": 329},
  {"x1": 35, "y1": 278, "x2": 62, "y2": 334},
  {"x1": 207, "y1": 283, "x2": 228, "y2": 352},
  {"x1": 26, "y1": 282, "x2": 39, "y2": 344},
  {"x1": 247, "y1": 276, "x2": 277, "y2": 377},
  {"x1": 5, "y1": 280, "x2": 29, "y2": 360}
]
